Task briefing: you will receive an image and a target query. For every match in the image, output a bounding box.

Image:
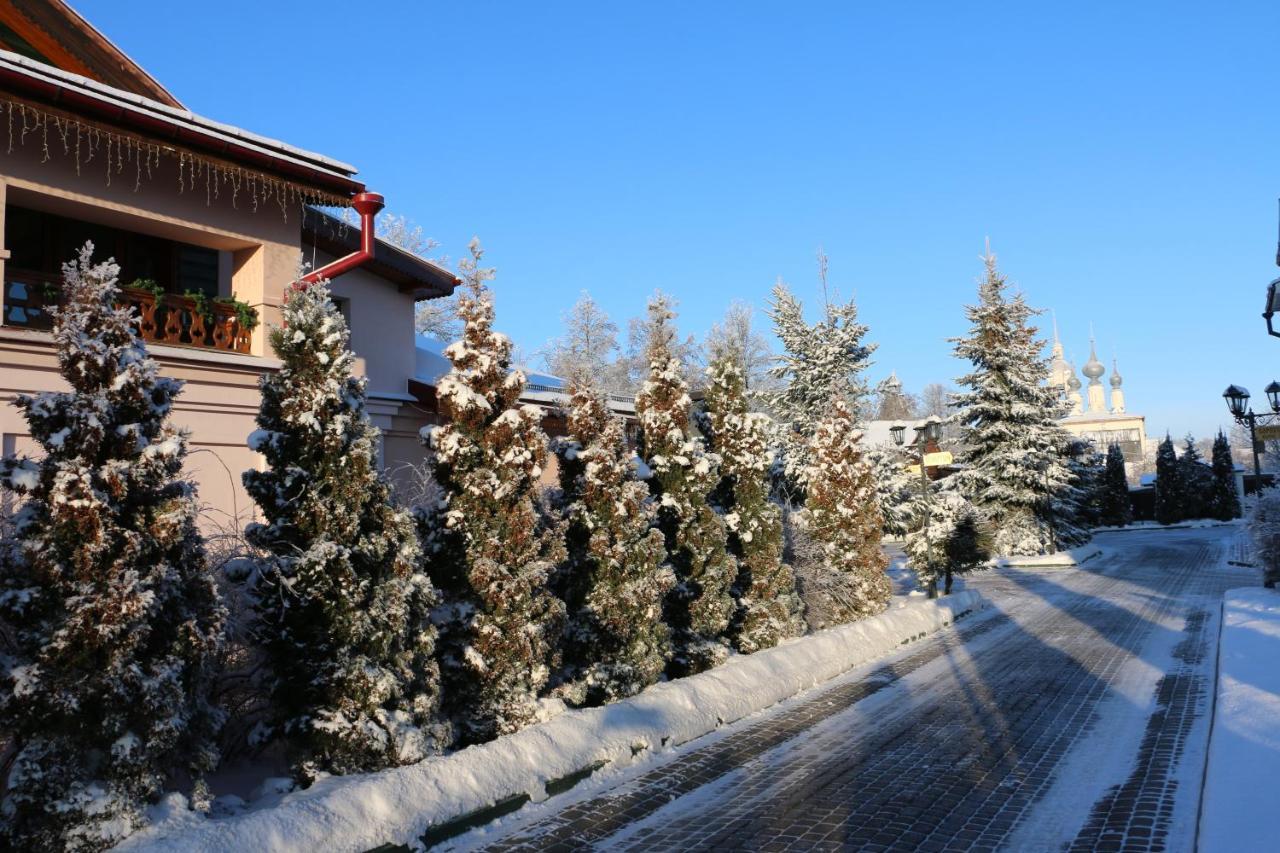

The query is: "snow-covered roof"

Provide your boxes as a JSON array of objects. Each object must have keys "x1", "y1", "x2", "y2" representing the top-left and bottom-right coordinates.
[
  {"x1": 0, "y1": 50, "x2": 361, "y2": 193},
  {"x1": 414, "y1": 335, "x2": 636, "y2": 417}
]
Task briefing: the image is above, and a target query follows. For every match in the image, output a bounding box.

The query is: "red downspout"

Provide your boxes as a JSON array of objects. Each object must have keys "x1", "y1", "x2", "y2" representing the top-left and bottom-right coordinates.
[{"x1": 300, "y1": 191, "x2": 385, "y2": 284}]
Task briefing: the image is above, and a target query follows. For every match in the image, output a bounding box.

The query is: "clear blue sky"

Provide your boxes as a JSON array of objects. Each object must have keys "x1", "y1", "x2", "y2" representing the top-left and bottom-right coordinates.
[{"x1": 77, "y1": 0, "x2": 1280, "y2": 439}]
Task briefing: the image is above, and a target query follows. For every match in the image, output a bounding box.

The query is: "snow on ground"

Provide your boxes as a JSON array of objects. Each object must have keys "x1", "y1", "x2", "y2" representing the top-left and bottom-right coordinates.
[
  {"x1": 117, "y1": 592, "x2": 986, "y2": 853},
  {"x1": 991, "y1": 542, "x2": 1103, "y2": 569},
  {"x1": 1199, "y1": 587, "x2": 1280, "y2": 853}
]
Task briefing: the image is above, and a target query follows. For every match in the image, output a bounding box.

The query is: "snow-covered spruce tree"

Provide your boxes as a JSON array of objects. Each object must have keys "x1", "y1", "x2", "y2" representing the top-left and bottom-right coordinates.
[
  {"x1": 801, "y1": 401, "x2": 891, "y2": 622},
  {"x1": 1153, "y1": 435, "x2": 1183, "y2": 525},
  {"x1": 866, "y1": 446, "x2": 922, "y2": 538},
  {"x1": 700, "y1": 357, "x2": 804, "y2": 653},
  {"x1": 766, "y1": 280, "x2": 876, "y2": 502},
  {"x1": 1209, "y1": 431, "x2": 1241, "y2": 521},
  {"x1": 243, "y1": 276, "x2": 445, "y2": 782},
  {"x1": 635, "y1": 295, "x2": 736, "y2": 676},
  {"x1": 417, "y1": 240, "x2": 566, "y2": 743},
  {"x1": 950, "y1": 250, "x2": 1086, "y2": 556},
  {"x1": 1098, "y1": 443, "x2": 1134, "y2": 527},
  {"x1": 0, "y1": 244, "x2": 224, "y2": 851},
  {"x1": 550, "y1": 382, "x2": 673, "y2": 706}
]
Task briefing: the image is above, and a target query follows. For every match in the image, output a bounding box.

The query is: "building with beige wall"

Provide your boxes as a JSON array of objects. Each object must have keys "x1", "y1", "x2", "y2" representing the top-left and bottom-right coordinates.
[{"x1": 0, "y1": 1, "x2": 456, "y2": 528}]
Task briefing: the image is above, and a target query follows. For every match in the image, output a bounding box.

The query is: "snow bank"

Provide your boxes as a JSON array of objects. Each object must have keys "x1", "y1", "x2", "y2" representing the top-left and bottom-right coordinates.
[
  {"x1": 117, "y1": 592, "x2": 985, "y2": 853},
  {"x1": 990, "y1": 542, "x2": 1102, "y2": 569},
  {"x1": 1199, "y1": 587, "x2": 1280, "y2": 853}
]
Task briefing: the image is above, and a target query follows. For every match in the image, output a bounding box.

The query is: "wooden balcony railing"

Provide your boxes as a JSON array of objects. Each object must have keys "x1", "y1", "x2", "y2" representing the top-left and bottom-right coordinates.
[{"x1": 3, "y1": 269, "x2": 253, "y2": 354}]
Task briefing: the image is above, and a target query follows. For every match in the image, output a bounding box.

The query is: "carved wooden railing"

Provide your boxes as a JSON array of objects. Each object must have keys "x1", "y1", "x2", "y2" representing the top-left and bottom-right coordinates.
[{"x1": 3, "y1": 269, "x2": 253, "y2": 355}]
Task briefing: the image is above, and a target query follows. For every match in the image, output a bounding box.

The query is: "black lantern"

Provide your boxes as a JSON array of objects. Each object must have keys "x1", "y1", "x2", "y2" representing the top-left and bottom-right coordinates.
[
  {"x1": 922, "y1": 418, "x2": 943, "y2": 444},
  {"x1": 1266, "y1": 381, "x2": 1280, "y2": 413},
  {"x1": 1224, "y1": 385, "x2": 1251, "y2": 418},
  {"x1": 889, "y1": 422, "x2": 906, "y2": 446}
]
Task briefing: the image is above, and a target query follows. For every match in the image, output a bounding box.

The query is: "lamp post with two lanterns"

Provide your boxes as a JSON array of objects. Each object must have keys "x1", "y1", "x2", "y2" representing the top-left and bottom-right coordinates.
[
  {"x1": 1222, "y1": 382, "x2": 1280, "y2": 477},
  {"x1": 891, "y1": 417, "x2": 944, "y2": 598}
]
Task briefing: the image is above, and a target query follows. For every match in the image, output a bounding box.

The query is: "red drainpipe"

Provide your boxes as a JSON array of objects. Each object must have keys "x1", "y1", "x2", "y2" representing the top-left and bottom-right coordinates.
[{"x1": 300, "y1": 191, "x2": 385, "y2": 284}]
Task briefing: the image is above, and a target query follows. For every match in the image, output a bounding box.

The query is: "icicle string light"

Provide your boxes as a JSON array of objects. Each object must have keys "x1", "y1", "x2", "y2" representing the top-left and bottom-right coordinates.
[{"x1": 0, "y1": 96, "x2": 352, "y2": 218}]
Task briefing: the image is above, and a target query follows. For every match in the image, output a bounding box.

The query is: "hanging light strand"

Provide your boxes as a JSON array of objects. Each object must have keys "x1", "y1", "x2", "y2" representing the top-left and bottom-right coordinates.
[{"x1": 0, "y1": 96, "x2": 352, "y2": 218}]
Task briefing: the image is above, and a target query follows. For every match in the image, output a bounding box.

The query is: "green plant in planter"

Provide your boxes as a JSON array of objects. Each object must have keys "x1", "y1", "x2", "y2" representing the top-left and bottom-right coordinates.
[
  {"x1": 183, "y1": 289, "x2": 214, "y2": 324},
  {"x1": 213, "y1": 291, "x2": 259, "y2": 332},
  {"x1": 127, "y1": 277, "x2": 166, "y2": 302}
]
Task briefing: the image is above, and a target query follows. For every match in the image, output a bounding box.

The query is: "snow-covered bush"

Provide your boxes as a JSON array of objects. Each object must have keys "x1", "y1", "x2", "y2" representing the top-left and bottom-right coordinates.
[
  {"x1": 635, "y1": 295, "x2": 736, "y2": 676},
  {"x1": 800, "y1": 401, "x2": 891, "y2": 625},
  {"x1": 701, "y1": 357, "x2": 803, "y2": 653},
  {"x1": 905, "y1": 483, "x2": 988, "y2": 596},
  {"x1": 1249, "y1": 487, "x2": 1280, "y2": 588},
  {"x1": 416, "y1": 240, "x2": 566, "y2": 744},
  {"x1": 950, "y1": 250, "x2": 1086, "y2": 555},
  {"x1": 867, "y1": 446, "x2": 922, "y2": 538},
  {"x1": 0, "y1": 244, "x2": 225, "y2": 851},
  {"x1": 243, "y1": 277, "x2": 446, "y2": 782},
  {"x1": 551, "y1": 383, "x2": 673, "y2": 705}
]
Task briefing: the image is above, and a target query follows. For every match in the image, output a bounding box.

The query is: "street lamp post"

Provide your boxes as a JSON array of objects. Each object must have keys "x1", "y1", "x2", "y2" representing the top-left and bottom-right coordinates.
[
  {"x1": 893, "y1": 417, "x2": 945, "y2": 598},
  {"x1": 1222, "y1": 383, "x2": 1280, "y2": 476}
]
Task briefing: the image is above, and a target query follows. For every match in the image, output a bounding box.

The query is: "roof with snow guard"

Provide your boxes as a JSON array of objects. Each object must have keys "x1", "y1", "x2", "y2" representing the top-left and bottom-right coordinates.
[
  {"x1": 412, "y1": 335, "x2": 637, "y2": 417},
  {"x1": 0, "y1": 49, "x2": 363, "y2": 197},
  {"x1": 303, "y1": 209, "x2": 460, "y2": 299}
]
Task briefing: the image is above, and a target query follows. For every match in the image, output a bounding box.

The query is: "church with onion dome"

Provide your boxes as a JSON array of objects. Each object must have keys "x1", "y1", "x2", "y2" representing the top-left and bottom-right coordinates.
[{"x1": 1048, "y1": 319, "x2": 1149, "y2": 482}]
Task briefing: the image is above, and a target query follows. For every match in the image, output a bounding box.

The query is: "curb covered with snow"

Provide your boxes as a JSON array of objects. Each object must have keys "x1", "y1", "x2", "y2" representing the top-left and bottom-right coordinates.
[
  {"x1": 118, "y1": 592, "x2": 986, "y2": 853},
  {"x1": 990, "y1": 543, "x2": 1102, "y2": 569},
  {"x1": 1198, "y1": 587, "x2": 1280, "y2": 853}
]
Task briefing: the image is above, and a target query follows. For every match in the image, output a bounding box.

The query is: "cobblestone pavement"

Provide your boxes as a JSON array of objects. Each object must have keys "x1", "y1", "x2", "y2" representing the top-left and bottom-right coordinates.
[{"x1": 461, "y1": 527, "x2": 1251, "y2": 852}]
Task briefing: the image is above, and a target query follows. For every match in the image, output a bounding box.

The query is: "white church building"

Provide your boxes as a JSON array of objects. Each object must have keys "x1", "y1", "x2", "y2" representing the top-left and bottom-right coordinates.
[{"x1": 1049, "y1": 323, "x2": 1149, "y2": 482}]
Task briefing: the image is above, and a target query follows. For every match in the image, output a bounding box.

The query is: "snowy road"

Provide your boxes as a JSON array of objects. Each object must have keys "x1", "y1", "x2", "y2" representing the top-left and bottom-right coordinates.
[{"x1": 450, "y1": 526, "x2": 1253, "y2": 852}]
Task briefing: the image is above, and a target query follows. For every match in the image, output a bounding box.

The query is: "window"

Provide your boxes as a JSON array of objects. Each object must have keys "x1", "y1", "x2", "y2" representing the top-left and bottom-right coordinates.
[{"x1": 4, "y1": 205, "x2": 220, "y2": 295}]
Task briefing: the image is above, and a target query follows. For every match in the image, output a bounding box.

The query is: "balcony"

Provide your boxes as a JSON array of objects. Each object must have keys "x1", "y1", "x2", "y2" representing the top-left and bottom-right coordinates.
[{"x1": 3, "y1": 269, "x2": 254, "y2": 355}]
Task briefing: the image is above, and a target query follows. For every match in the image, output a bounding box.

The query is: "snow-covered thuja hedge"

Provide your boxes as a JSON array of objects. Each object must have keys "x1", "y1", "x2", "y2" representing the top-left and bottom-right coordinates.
[
  {"x1": 701, "y1": 357, "x2": 803, "y2": 653},
  {"x1": 801, "y1": 401, "x2": 891, "y2": 624},
  {"x1": 243, "y1": 277, "x2": 446, "y2": 782},
  {"x1": 551, "y1": 383, "x2": 673, "y2": 705},
  {"x1": 766, "y1": 281, "x2": 875, "y2": 501},
  {"x1": 417, "y1": 240, "x2": 566, "y2": 744},
  {"x1": 0, "y1": 244, "x2": 225, "y2": 851},
  {"x1": 635, "y1": 296, "x2": 736, "y2": 677},
  {"x1": 949, "y1": 251, "x2": 1087, "y2": 556}
]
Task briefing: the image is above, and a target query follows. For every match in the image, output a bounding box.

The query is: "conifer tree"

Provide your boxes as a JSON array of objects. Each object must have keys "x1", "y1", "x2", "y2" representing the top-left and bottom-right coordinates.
[
  {"x1": 417, "y1": 240, "x2": 566, "y2": 743},
  {"x1": 1065, "y1": 439, "x2": 1105, "y2": 533},
  {"x1": 1154, "y1": 434, "x2": 1183, "y2": 525},
  {"x1": 551, "y1": 383, "x2": 673, "y2": 705},
  {"x1": 635, "y1": 296, "x2": 736, "y2": 676},
  {"x1": 1209, "y1": 431, "x2": 1242, "y2": 521},
  {"x1": 1098, "y1": 443, "x2": 1134, "y2": 527},
  {"x1": 866, "y1": 446, "x2": 922, "y2": 538},
  {"x1": 0, "y1": 244, "x2": 224, "y2": 851},
  {"x1": 950, "y1": 250, "x2": 1086, "y2": 555},
  {"x1": 701, "y1": 357, "x2": 804, "y2": 653},
  {"x1": 1177, "y1": 435, "x2": 1213, "y2": 519},
  {"x1": 942, "y1": 507, "x2": 992, "y2": 595},
  {"x1": 766, "y1": 280, "x2": 876, "y2": 501},
  {"x1": 801, "y1": 401, "x2": 891, "y2": 621},
  {"x1": 244, "y1": 276, "x2": 445, "y2": 782}
]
